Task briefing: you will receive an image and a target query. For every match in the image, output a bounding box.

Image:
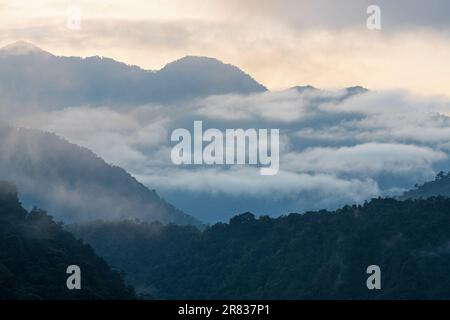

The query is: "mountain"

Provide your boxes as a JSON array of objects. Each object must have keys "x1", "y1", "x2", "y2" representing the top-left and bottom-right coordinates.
[
  {"x1": 345, "y1": 85, "x2": 369, "y2": 96},
  {"x1": 151, "y1": 56, "x2": 267, "y2": 101},
  {"x1": 291, "y1": 85, "x2": 319, "y2": 93},
  {"x1": 400, "y1": 171, "x2": 450, "y2": 200},
  {"x1": 0, "y1": 41, "x2": 266, "y2": 112},
  {"x1": 291, "y1": 85, "x2": 368, "y2": 97},
  {"x1": 0, "y1": 181, "x2": 136, "y2": 299},
  {"x1": 0, "y1": 125, "x2": 201, "y2": 226},
  {"x1": 71, "y1": 197, "x2": 450, "y2": 299},
  {"x1": 0, "y1": 40, "x2": 52, "y2": 56}
]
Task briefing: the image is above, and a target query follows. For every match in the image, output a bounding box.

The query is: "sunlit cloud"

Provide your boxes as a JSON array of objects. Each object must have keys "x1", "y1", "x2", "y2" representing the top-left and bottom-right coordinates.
[{"x1": 1, "y1": 0, "x2": 450, "y2": 96}]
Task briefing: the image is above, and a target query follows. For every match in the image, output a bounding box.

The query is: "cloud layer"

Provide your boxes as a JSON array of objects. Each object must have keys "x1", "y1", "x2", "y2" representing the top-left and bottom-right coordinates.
[{"x1": 11, "y1": 87, "x2": 450, "y2": 221}]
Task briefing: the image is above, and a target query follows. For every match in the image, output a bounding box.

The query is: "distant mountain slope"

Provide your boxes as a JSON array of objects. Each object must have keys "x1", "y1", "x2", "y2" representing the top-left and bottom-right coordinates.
[
  {"x1": 0, "y1": 181, "x2": 135, "y2": 299},
  {"x1": 71, "y1": 197, "x2": 450, "y2": 299},
  {"x1": 0, "y1": 126, "x2": 201, "y2": 226},
  {"x1": 0, "y1": 41, "x2": 266, "y2": 111},
  {"x1": 154, "y1": 56, "x2": 266, "y2": 100},
  {"x1": 291, "y1": 85, "x2": 369, "y2": 99},
  {"x1": 400, "y1": 171, "x2": 450, "y2": 200}
]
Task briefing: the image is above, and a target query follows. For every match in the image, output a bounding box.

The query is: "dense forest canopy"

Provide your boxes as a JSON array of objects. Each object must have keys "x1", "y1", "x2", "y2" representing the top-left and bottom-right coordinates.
[
  {"x1": 4, "y1": 170, "x2": 450, "y2": 300},
  {"x1": 0, "y1": 181, "x2": 135, "y2": 299},
  {"x1": 70, "y1": 196, "x2": 450, "y2": 299}
]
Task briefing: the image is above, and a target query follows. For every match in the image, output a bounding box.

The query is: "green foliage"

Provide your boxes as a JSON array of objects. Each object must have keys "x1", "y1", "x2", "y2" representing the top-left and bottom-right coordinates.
[
  {"x1": 0, "y1": 182, "x2": 136, "y2": 300},
  {"x1": 71, "y1": 197, "x2": 450, "y2": 299}
]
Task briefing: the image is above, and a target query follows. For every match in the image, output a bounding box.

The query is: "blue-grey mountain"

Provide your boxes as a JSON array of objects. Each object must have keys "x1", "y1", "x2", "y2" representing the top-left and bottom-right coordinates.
[
  {"x1": 0, "y1": 126, "x2": 201, "y2": 226},
  {"x1": 0, "y1": 41, "x2": 266, "y2": 112}
]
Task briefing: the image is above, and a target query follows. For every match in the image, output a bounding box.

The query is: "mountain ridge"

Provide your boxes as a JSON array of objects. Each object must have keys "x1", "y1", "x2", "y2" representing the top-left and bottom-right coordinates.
[
  {"x1": 0, "y1": 41, "x2": 266, "y2": 109},
  {"x1": 0, "y1": 40, "x2": 52, "y2": 56},
  {"x1": 400, "y1": 171, "x2": 450, "y2": 200},
  {"x1": 0, "y1": 181, "x2": 136, "y2": 299},
  {"x1": 0, "y1": 125, "x2": 201, "y2": 226}
]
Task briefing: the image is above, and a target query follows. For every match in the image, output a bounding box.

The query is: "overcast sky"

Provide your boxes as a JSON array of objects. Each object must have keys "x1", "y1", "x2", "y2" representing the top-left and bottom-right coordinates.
[{"x1": 1, "y1": 0, "x2": 450, "y2": 96}]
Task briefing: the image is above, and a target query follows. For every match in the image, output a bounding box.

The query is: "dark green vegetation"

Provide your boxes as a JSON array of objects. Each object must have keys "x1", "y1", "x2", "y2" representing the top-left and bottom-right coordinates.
[
  {"x1": 0, "y1": 181, "x2": 135, "y2": 299},
  {"x1": 71, "y1": 197, "x2": 450, "y2": 299}
]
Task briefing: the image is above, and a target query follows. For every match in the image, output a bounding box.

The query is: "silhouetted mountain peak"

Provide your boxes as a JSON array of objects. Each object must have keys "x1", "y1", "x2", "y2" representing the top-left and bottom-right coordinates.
[
  {"x1": 291, "y1": 85, "x2": 319, "y2": 93},
  {"x1": 161, "y1": 55, "x2": 242, "y2": 72},
  {"x1": 291, "y1": 85, "x2": 369, "y2": 96},
  {"x1": 158, "y1": 55, "x2": 267, "y2": 94},
  {"x1": 345, "y1": 85, "x2": 369, "y2": 95},
  {"x1": 164, "y1": 55, "x2": 224, "y2": 67},
  {"x1": 0, "y1": 45, "x2": 266, "y2": 108},
  {"x1": 0, "y1": 41, "x2": 52, "y2": 56}
]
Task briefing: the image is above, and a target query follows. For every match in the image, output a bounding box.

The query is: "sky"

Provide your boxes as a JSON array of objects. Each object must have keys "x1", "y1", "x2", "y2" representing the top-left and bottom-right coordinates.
[{"x1": 1, "y1": 0, "x2": 450, "y2": 96}]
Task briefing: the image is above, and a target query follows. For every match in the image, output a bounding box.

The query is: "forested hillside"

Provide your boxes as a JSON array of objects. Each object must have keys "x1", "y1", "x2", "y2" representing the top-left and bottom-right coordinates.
[
  {"x1": 401, "y1": 171, "x2": 450, "y2": 200},
  {"x1": 0, "y1": 126, "x2": 200, "y2": 226},
  {"x1": 0, "y1": 181, "x2": 135, "y2": 299},
  {"x1": 70, "y1": 197, "x2": 450, "y2": 299}
]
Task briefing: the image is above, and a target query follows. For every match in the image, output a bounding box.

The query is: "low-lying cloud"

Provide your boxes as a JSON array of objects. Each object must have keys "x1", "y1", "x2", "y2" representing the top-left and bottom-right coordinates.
[{"x1": 9, "y1": 87, "x2": 450, "y2": 221}]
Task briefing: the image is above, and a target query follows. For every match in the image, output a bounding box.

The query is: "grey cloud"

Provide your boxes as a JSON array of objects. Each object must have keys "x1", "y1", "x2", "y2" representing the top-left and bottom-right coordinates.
[
  {"x1": 0, "y1": 125, "x2": 200, "y2": 225},
  {"x1": 16, "y1": 106, "x2": 171, "y2": 171},
  {"x1": 194, "y1": 88, "x2": 347, "y2": 123},
  {"x1": 223, "y1": 0, "x2": 450, "y2": 31},
  {"x1": 283, "y1": 143, "x2": 446, "y2": 177},
  {"x1": 6, "y1": 83, "x2": 450, "y2": 221},
  {"x1": 137, "y1": 166, "x2": 378, "y2": 198}
]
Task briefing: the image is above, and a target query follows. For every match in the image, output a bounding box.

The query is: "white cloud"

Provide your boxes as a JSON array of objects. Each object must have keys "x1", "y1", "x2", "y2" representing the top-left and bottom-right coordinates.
[
  {"x1": 7, "y1": 88, "x2": 450, "y2": 216},
  {"x1": 16, "y1": 106, "x2": 171, "y2": 170},
  {"x1": 195, "y1": 89, "x2": 345, "y2": 122},
  {"x1": 283, "y1": 143, "x2": 446, "y2": 176},
  {"x1": 136, "y1": 166, "x2": 380, "y2": 202}
]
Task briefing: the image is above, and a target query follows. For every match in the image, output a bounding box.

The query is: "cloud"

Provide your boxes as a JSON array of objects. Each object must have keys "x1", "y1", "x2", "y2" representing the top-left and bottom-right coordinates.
[
  {"x1": 218, "y1": 0, "x2": 450, "y2": 30},
  {"x1": 0, "y1": 39, "x2": 447, "y2": 219},
  {"x1": 9, "y1": 87, "x2": 450, "y2": 217},
  {"x1": 2, "y1": 0, "x2": 450, "y2": 220},
  {"x1": 283, "y1": 143, "x2": 446, "y2": 176},
  {"x1": 2, "y1": 1, "x2": 450, "y2": 96},
  {"x1": 195, "y1": 89, "x2": 346, "y2": 122},
  {"x1": 135, "y1": 166, "x2": 380, "y2": 202},
  {"x1": 16, "y1": 106, "x2": 171, "y2": 170},
  {"x1": 296, "y1": 91, "x2": 450, "y2": 147}
]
